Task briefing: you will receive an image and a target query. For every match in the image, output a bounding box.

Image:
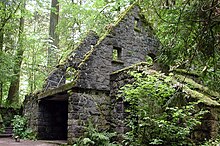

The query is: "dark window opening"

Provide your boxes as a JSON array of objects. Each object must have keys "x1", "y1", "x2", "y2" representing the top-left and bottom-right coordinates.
[
  {"x1": 145, "y1": 53, "x2": 156, "y2": 65},
  {"x1": 134, "y1": 18, "x2": 141, "y2": 32},
  {"x1": 112, "y1": 46, "x2": 122, "y2": 61},
  {"x1": 148, "y1": 53, "x2": 156, "y2": 61}
]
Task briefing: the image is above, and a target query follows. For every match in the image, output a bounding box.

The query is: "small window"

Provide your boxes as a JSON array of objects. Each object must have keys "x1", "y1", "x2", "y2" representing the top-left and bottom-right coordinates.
[
  {"x1": 112, "y1": 46, "x2": 122, "y2": 61},
  {"x1": 134, "y1": 18, "x2": 141, "y2": 32},
  {"x1": 134, "y1": 18, "x2": 139, "y2": 27}
]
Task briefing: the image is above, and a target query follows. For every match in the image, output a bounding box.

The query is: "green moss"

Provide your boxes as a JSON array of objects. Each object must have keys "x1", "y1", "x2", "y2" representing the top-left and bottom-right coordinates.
[
  {"x1": 112, "y1": 64, "x2": 220, "y2": 107},
  {"x1": 111, "y1": 62, "x2": 151, "y2": 75},
  {"x1": 175, "y1": 74, "x2": 220, "y2": 98},
  {"x1": 78, "y1": 46, "x2": 95, "y2": 68},
  {"x1": 38, "y1": 81, "x2": 76, "y2": 100},
  {"x1": 168, "y1": 76, "x2": 220, "y2": 107},
  {"x1": 182, "y1": 85, "x2": 220, "y2": 107},
  {"x1": 173, "y1": 69, "x2": 200, "y2": 77},
  {"x1": 0, "y1": 114, "x2": 3, "y2": 123},
  {"x1": 78, "y1": 2, "x2": 142, "y2": 69},
  {"x1": 134, "y1": 27, "x2": 141, "y2": 32},
  {"x1": 114, "y1": 2, "x2": 138, "y2": 26},
  {"x1": 58, "y1": 30, "x2": 99, "y2": 67}
]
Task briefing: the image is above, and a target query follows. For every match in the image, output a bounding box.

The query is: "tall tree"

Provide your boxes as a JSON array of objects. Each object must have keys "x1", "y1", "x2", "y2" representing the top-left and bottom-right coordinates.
[
  {"x1": 48, "y1": 0, "x2": 59, "y2": 68},
  {"x1": 0, "y1": 27, "x2": 3, "y2": 105},
  {"x1": 7, "y1": 0, "x2": 26, "y2": 106},
  {"x1": 0, "y1": 0, "x2": 21, "y2": 105}
]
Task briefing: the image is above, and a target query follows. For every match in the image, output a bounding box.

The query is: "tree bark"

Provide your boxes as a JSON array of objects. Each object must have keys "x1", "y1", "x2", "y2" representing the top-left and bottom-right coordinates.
[
  {"x1": 7, "y1": 1, "x2": 25, "y2": 106},
  {"x1": 48, "y1": 0, "x2": 59, "y2": 68},
  {"x1": 0, "y1": 30, "x2": 3, "y2": 105}
]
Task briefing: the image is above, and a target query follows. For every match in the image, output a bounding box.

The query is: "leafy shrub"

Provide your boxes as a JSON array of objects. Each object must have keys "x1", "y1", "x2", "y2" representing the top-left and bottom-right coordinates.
[
  {"x1": 0, "y1": 114, "x2": 5, "y2": 133},
  {"x1": 201, "y1": 136, "x2": 220, "y2": 146},
  {"x1": 119, "y1": 71, "x2": 205, "y2": 146},
  {"x1": 11, "y1": 115, "x2": 36, "y2": 140},
  {"x1": 0, "y1": 124, "x2": 5, "y2": 134},
  {"x1": 74, "y1": 122, "x2": 121, "y2": 146}
]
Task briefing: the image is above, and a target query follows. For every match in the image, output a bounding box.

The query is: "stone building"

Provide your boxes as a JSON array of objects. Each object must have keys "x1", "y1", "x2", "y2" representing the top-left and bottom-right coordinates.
[
  {"x1": 24, "y1": 3, "x2": 160, "y2": 143},
  {"x1": 23, "y1": 3, "x2": 220, "y2": 144}
]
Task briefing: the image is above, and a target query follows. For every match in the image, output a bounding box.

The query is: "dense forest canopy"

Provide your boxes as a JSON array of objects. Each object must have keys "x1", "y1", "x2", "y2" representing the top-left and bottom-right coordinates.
[{"x1": 0, "y1": 0, "x2": 219, "y2": 108}]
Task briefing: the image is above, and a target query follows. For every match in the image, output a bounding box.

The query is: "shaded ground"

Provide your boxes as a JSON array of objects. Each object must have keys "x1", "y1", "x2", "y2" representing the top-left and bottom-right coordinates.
[{"x1": 0, "y1": 138, "x2": 66, "y2": 146}]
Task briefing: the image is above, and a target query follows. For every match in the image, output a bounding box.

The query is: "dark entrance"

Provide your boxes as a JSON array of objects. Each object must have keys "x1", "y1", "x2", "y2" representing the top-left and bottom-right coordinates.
[{"x1": 38, "y1": 93, "x2": 68, "y2": 140}]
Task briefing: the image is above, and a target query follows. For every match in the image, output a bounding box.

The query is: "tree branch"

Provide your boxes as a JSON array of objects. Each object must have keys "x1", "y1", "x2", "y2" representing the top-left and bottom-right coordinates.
[{"x1": 0, "y1": 2, "x2": 21, "y2": 32}]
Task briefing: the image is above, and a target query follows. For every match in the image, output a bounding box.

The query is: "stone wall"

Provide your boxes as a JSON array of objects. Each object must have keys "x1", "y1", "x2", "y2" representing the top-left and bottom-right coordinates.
[
  {"x1": 192, "y1": 104, "x2": 219, "y2": 141},
  {"x1": 43, "y1": 31, "x2": 99, "y2": 91},
  {"x1": 67, "y1": 88, "x2": 110, "y2": 144},
  {"x1": 76, "y1": 5, "x2": 159, "y2": 91},
  {"x1": 23, "y1": 94, "x2": 39, "y2": 132}
]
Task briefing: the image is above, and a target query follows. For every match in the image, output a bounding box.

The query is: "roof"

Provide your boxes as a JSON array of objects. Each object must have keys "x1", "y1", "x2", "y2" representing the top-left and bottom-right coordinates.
[
  {"x1": 38, "y1": 2, "x2": 144, "y2": 100},
  {"x1": 110, "y1": 62, "x2": 220, "y2": 107}
]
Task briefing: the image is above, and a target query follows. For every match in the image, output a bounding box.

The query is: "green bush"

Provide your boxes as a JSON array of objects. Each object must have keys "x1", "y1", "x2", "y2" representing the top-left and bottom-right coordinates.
[
  {"x1": 74, "y1": 122, "x2": 121, "y2": 146},
  {"x1": 119, "y1": 71, "x2": 205, "y2": 146},
  {"x1": 201, "y1": 136, "x2": 220, "y2": 146},
  {"x1": 0, "y1": 124, "x2": 5, "y2": 134},
  {"x1": 11, "y1": 115, "x2": 36, "y2": 140}
]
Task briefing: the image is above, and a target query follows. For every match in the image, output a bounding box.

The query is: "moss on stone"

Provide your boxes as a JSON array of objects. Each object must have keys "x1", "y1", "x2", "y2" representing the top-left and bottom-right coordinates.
[
  {"x1": 181, "y1": 85, "x2": 220, "y2": 107},
  {"x1": 112, "y1": 63, "x2": 220, "y2": 107},
  {"x1": 38, "y1": 81, "x2": 76, "y2": 100},
  {"x1": 78, "y1": 2, "x2": 142, "y2": 69},
  {"x1": 175, "y1": 74, "x2": 220, "y2": 98},
  {"x1": 168, "y1": 76, "x2": 220, "y2": 107},
  {"x1": 111, "y1": 62, "x2": 151, "y2": 75},
  {"x1": 114, "y1": 2, "x2": 138, "y2": 26},
  {"x1": 134, "y1": 27, "x2": 141, "y2": 32},
  {"x1": 173, "y1": 69, "x2": 201, "y2": 77}
]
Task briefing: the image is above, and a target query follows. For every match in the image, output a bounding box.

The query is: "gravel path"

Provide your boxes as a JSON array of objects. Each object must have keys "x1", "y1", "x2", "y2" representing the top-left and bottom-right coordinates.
[{"x1": 0, "y1": 138, "x2": 65, "y2": 146}]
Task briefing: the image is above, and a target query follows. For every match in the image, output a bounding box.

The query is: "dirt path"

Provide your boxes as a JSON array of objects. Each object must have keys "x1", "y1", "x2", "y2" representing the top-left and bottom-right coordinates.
[{"x1": 0, "y1": 138, "x2": 65, "y2": 146}]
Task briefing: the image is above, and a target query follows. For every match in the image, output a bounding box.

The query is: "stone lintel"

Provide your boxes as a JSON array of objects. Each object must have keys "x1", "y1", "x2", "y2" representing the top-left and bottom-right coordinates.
[{"x1": 38, "y1": 81, "x2": 76, "y2": 100}]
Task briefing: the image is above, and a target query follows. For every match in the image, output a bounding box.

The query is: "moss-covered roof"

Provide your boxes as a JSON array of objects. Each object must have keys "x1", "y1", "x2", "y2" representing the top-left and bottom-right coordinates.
[
  {"x1": 111, "y1": 62, "x2": 220, "y2": 107},
  {"x1": 174, "y1": 74, "x2": 220, "y2": 98},
  {"x1": 171, "y1": 76, "x2": 220, "y2": 107}
]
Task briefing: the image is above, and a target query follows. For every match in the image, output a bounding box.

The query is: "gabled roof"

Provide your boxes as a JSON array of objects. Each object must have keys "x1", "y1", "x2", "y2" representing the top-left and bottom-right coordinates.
[{"x1": 38, "y1": 2, "x2": 145, "y2": 100}]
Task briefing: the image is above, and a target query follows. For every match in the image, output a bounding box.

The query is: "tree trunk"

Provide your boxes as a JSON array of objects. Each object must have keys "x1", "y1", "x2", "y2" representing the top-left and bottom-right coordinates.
[
  {"x1": 0, "y1": 30, "x2": 3, "y2": 105},
  {"x1": 7, "y1": 1, "x2": 25, "y2": 106},
  {"x1": 48, "y1": 0, "x2": 59, "y2": 68}
]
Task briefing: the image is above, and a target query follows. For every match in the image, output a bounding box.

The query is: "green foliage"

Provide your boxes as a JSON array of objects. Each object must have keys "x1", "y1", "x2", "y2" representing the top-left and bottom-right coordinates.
[
  {"x1": 0, "y1": 114, "x2": 5, "y2": 133},
  {"x1": 74, "y1": 122, "x2": 121, "y2": 146},
  {"x1": 140, "y1": 0, "x2": 220, "y2": 92},
  {"x1": 201, "y1": 136, "x2": 220, "y2": 146},
  {"x1": 119, "y1": 71, "x2": 205, "y2": 145},
  {"x1": 11, "y1": 115, "x2": 36, "y2": 140},
  {"x1": 0, "y1": 52, "x2": 14, "y2": 83},
  {"x1": 0, "y1": 125, "x2": 5, "y2": 134},
  {"x1": 112, "y1": 49, "x2": 118, "y2": 61}
]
